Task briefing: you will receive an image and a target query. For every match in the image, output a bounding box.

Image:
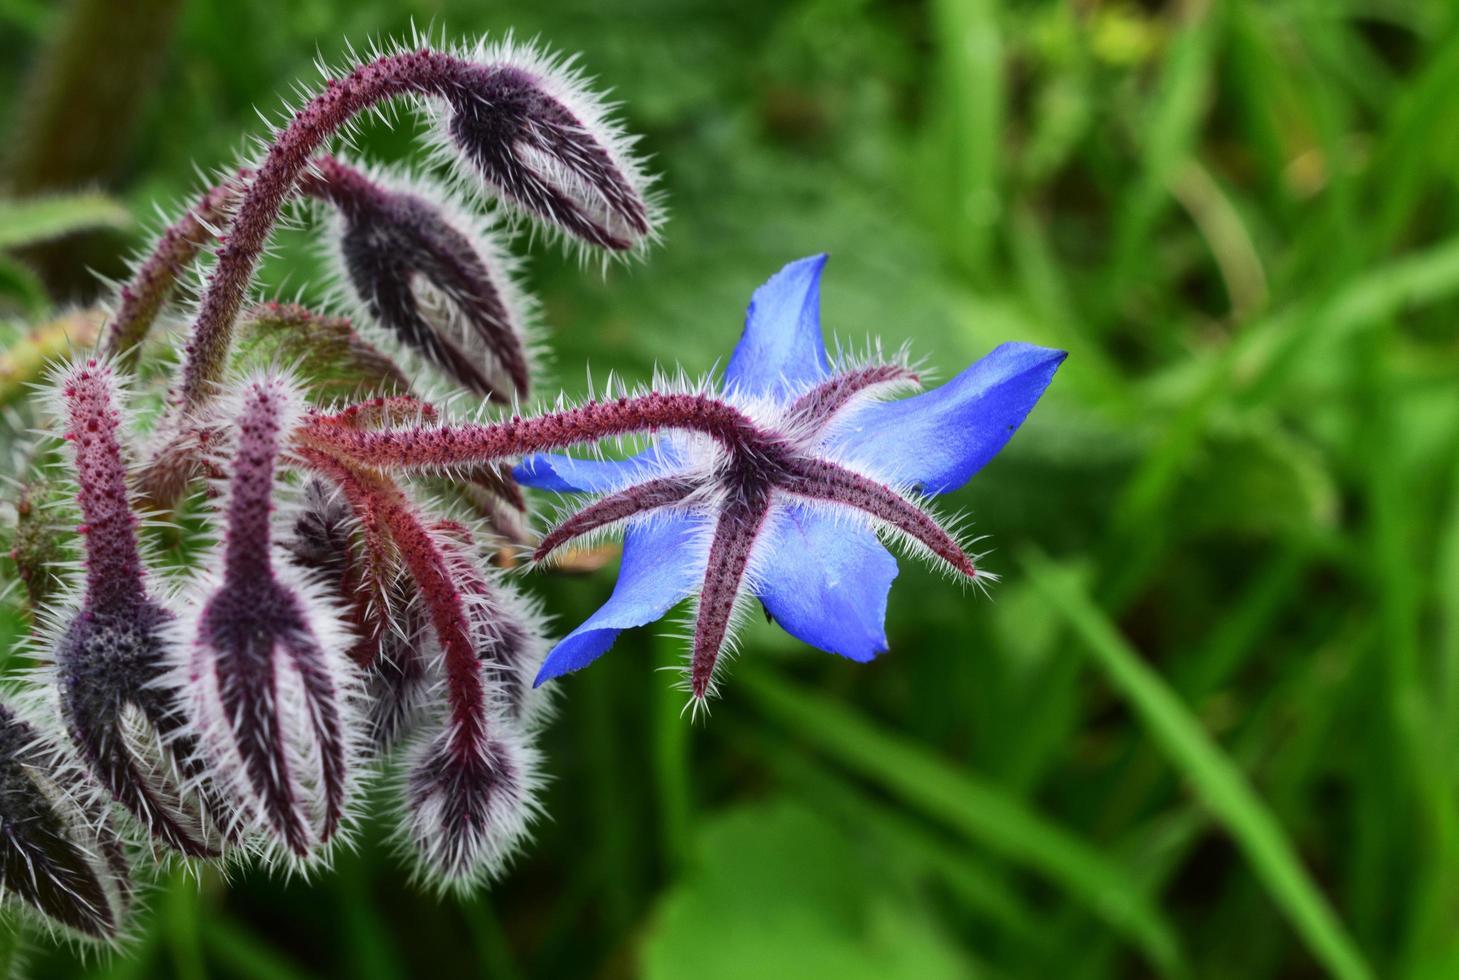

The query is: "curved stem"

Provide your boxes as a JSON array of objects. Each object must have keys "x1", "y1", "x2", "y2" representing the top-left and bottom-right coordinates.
[
  {"x1": 101, "y1": 174, "x2": 244, "y2": 364},
  {"x1": 176, "y1": 49, "x2": 479, "y2": 411},
  {"x1": 302, "y1": 392, "x2": 767, "y2": 470}
]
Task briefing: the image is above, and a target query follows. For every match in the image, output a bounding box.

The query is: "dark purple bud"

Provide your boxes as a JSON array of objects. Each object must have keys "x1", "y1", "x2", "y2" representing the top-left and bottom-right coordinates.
[
  {"x1": 301, "y1": 156, "x2": 534, "y2": 402},
  {"x1": 53, "y1": 360, "x2": 228, "y2": 857},
  {"x1": 436, "y1": 43, "x2": 656, "y2": 251},
  {"x1": 313, "y1": 464, "x2": 540, "y2": 887},
  {"x1": 401, "y1": 714, "x2": 538, "y2": 890},
  {"x1": 0, "y1": 702, "x2": 131, "y2": 941},
  {"x1": 182, "y1": 378, "x2": 358, "y2": 861},
  {"x1": 362, "y1": 592, "x2": 434, "y2": 752}
]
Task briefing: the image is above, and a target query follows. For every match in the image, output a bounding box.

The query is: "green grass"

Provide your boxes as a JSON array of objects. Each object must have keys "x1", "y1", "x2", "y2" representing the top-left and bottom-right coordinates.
[{"x1": 5, "y1": 0, "x2": 1459, "y2": 977}]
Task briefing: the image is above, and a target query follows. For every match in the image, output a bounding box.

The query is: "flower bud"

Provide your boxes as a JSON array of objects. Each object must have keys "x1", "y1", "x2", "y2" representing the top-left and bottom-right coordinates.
[
  {"x1": 399, "y1": 708, "x2": 540, "y2": 891},
  {"x1": 434, "y1": 41, "x2": 658, "y2": 251},
  {"x1": 303, "y1": 157, "x2": 535, "y2": 402},
  {"x1": 0, "y1": 702, "x2": 132, "y2": 941},
  {"x1": 179, "y1": 377, "x2": 360, "y2": 862},
  {"x1": 52, "y1": 359, "x2": 229, "y2": 857}
]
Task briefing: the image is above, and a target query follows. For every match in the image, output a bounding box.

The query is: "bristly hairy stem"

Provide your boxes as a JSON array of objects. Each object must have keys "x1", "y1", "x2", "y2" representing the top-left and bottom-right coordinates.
[
  {"x1": 101, "y1": 175, "x2": 245, "y2": 364},
  {"x1": 222, "y1": 380, "x2": 284, "y2": 582},
  {"x1": 303, "y1": 392, "x2": 768, "y2": 469},
  {"x1": 301, "y1": 452, "x2": 486, "y2": 738},
  {"x1": 784, "y1": 364, "x2": 920, "y2": 434},
  {"x1": 534, "y1": 475, "x2": 697, "y2": 561},
  {"x1": 692, "y1": 486, "x2": 771, "y2": 699},
  {"x1": 776, "y1": 457, "x2": 977, "y2": 577},
  {"x1": 331, "y1": 464, "x2": 497, "y2": 782},
  {"x1": 176, "y1": 49, "x2": 485, "y2": 410},
  {"x1": 60, "y1": 360, "x2": 145, "y2": 611}
]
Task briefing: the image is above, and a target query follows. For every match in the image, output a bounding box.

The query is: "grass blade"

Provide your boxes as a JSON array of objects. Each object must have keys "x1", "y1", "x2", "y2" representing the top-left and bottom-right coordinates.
[
  {"x1": 739, "y1": 668, "x2": 1186, "y2": 977},
  {"x1": 1023, "y1": 550, "x2": 1373, "y2": 980}
]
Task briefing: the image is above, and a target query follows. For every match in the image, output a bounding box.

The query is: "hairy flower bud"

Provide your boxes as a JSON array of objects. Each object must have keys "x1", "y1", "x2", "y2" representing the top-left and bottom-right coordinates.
[
  {"x1": 302, "y1": 156, "x2": 534, "y2": 402},
  {"x1": 399, "y1": 710, "x2": 539, "y2": 891},
  {"x1": 51, "y1": 360, "x2": 229, "y2": 857},
  {"x1": 0, "y1": 703, "x2": 131, "y2": 941},
  {"x1": 431, "y1": 40, "x2": 657, "y2": 251},
  {"x1": 178, "y1": 377, "x2": 359, "y2": 862}
]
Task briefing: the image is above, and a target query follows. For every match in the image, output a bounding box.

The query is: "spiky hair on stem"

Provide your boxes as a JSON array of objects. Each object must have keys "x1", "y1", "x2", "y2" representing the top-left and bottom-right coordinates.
[
  {"x1": 169, "y1": 375, "x2": 364, "y2": 869},
  {"x1": 172, "y1": 30, "x2": 660, "y2": 416},
  {"x1": 40, "y1": 358, "x2": 233, "y2": 859},
  {"x1": 98, "y1": 173, "x2": 246, "y2": 368},
  {"x1": 301, "y1": 155, "x2": 539, "y2": 404},
  {"x1": 0, "y1": 700, "x2": 132, "y2": 943}
]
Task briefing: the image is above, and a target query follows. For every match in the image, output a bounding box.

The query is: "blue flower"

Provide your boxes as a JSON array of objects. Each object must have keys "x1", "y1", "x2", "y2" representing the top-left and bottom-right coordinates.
[{"x1": 517, "y1": 255, "x2": 1065, "y2": 699}]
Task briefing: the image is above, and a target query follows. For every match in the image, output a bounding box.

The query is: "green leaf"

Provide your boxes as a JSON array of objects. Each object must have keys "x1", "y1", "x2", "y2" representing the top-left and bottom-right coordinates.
[
  {"x1": 643, "y1": 800, "x2": 975, "y2": 980},
  {"x1": 740, "y1": 670, "x2": 1186, "y2": 977},
  {"x1": 0, "y1": 256, "x2": 48, "y2": 315},
  {"x1": 0, "y1": 193, "x2": 130, "y2": 251},
  {"x1": 1023, "y1": 550, "x2": 1374, "y2": 980}
]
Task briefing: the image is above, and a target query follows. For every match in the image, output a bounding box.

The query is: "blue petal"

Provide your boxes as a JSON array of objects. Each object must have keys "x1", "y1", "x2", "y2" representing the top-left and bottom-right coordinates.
[
  {"x1": 514, "y1": 450, "x2": 669, "y2": 494},
  {"x1": 755, "y1": 504, "x2": 897, "y2": 662},
  {"x1": 534, "y1": 516, "x2": 707, "y2": 685},
  {"x1": 832, "y1": 343, "x2": 1066, "y2": 494},
  {"x1": 724, "y1": 255, "x2": 833, "y2": 399}
]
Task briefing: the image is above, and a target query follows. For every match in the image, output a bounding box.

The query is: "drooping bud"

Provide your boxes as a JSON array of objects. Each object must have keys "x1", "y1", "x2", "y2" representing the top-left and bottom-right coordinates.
[
  {"x1": 174, "y1": 41, "x2": 657, "y2": 415},
  {"x1": 319, "y1": 469, "x2": 539, "y2": 888},
  {"x1": 52, "y1": 359, "x2": 229, "y2": 857},
  {"x1": 179, "y1": 377, "x2": 359, "y2": 862},
  {"x1": 431, "y1": 41, "x2": 657, "y2": 251},
  {"x1": 301, "y1": 156, "x2": 534, "y2": 402},
  {"x1": 400, "y1": 712, "x2": 539, "y2": 891},
  {"x1": 0, "y1": 702, "x2": 132, "y2": 941}
]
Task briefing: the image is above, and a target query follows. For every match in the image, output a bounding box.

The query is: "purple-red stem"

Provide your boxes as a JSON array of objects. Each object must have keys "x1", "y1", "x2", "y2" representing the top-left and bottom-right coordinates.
[
  {"x1": 61, "y1": 360, "x2": 145, "y2": 611},
  {"x1": 222, "y1": 382, "x2": 284, "y2": 583},
  {"x1": 304, "y1": 392, "x2": 767, "y2": 469},
  {"x1": 102, "y1": 175, "x2": 245, "y2": 364}
]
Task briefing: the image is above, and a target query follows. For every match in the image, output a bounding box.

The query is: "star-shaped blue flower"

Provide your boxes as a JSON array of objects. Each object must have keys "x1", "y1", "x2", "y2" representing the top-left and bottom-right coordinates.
[{"x1": 517, "y1": 255, "x2": 1065, "y2": 699}]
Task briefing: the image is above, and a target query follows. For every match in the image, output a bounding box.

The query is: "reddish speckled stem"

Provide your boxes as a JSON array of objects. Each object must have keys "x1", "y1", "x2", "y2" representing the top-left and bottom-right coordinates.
[
  {"x1": 60, "y1": 360, "x2": 145, "y2": 611},
  {"x1": 222, "y1": 381, "x2": 285, "y2": 583},
  {"x1": 102, "y1": 175, "x2": 246, "y2": 365},
  {"x1": 302, "y1": 452, "x2": 488, "y2": 752},
  {"x1": 303, "y1": 392, "x2": 768, "y2": 469}
]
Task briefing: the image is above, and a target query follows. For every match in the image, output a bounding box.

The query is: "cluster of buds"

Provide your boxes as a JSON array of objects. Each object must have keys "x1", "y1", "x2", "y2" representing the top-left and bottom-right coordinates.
[{"x1": 0, "y1": 31, "x2": 1062, "y2": 948}]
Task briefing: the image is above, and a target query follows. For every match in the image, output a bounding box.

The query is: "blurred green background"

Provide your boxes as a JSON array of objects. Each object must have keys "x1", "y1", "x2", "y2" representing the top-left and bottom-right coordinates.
[{"x1": 4, "y1": 0, "x2": 1459, "y2": 977}]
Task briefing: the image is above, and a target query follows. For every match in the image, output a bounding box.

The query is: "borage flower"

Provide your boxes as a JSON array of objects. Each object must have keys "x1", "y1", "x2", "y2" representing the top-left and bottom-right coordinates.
[{"x1": 516, "y1": 256, "x2": 1065, "y2": 703}]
